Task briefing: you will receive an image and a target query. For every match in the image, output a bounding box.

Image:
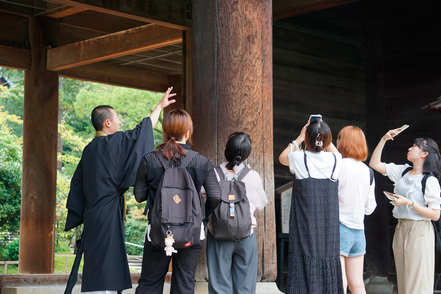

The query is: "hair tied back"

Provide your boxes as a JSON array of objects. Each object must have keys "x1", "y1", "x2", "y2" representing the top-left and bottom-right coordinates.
[{"x1": 315, "y1": 133, "x2": 323, "y2": 147}]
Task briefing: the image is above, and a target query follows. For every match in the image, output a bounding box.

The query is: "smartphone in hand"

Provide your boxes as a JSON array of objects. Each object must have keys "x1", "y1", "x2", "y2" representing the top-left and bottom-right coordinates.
[
  {"x1": 383, "y1": 191, "x2": 398, "y2": 201},
  {"x1": 309, "y1": 114, "x2": 322, "y2": 123},
  {"x1": 392, "y1": 124, "x2": 409, "y2": 137}
]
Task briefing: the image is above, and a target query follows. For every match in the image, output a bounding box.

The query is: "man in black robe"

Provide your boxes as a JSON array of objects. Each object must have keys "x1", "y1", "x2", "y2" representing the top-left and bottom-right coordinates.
[{"x1": 64, "y1": 87, "x2": 176, "y2": 294}]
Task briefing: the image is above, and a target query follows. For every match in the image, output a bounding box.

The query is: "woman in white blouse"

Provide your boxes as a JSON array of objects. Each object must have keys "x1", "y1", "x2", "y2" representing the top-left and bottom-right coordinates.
[
  {"x1": 369, "y1": 128, "x2": 441, "y2": 294},
  {"x1": 336, "y1": 126, "x2": 376, "y2": 294}
]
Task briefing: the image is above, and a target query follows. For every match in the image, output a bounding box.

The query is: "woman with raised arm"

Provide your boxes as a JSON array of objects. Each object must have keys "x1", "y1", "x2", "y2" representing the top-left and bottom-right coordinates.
[
  {"x1": 336, "y1": 126, "x2": 376, "y2": 294},
  {"x1": 133, "y1": 109, "x2": 221, "y2": 294},
  {"x1": 279, "y1": 119, "x2": 343, "y2": 294},
  {"x1": 369, "y1": 128, "x2": 441, "y2": 294}
]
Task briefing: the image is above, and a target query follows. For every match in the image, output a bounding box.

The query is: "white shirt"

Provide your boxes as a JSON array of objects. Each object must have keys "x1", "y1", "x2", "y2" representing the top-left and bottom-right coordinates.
[
  {"x1": 288, "y1": 149, "x2": 342, "y2": 180},
  {"x1": 338, "y1": 158, "x2": 376, "y2": 230},
  {"x1": 385, "y1": 163, "x2": 441, "y2": 220}
]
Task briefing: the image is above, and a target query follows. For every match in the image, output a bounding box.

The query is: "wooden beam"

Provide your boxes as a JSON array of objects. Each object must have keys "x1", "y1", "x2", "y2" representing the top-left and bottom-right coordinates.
[
  {"x1": 273, "y1": 0, "x2": 359, "y2": 20},
  {"x1": 60, "y1": 62, "x2": 169, "y2": 92},
  {"x1": 0, "y1": 45, "x2": 30, "y2": 71},
  {"x1": 59, "y1": 11, "x2": 145, "y2": 35},
  {"x1": 46, "y1": 7, "x2": 88, "y2": 19},
  {"x1": 47, "y1": 24, "x2": 182, "y2": 71},
  {"x1": 0, "y1": 12, "x2": 28, "y2": 45},
  {"x1": 49, "y1": 0, "x2": 192, "y2": 30}
]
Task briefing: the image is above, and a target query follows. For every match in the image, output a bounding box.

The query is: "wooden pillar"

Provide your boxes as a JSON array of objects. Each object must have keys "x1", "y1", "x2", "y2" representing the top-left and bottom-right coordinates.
[
  {"x1": 183, "y1": 30, "x2": 193, "y2": 116},
  {"x1": 193, "y1": 0, "x2": 276, "y2": 281},
  {"x1": 19, "y1": 16, "x2": 59, "y2": 274}
]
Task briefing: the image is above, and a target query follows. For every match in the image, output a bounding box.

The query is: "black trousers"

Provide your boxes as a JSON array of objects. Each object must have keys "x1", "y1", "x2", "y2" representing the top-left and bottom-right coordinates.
[{"x1": 135, "y1": 240, "x2": 202, "y2": 294}]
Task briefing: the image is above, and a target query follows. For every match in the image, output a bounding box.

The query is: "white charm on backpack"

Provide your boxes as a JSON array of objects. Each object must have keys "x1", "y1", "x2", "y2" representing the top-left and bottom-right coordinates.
[
  {"x1": 164, "y1": 232, "x2": 178, "y2": 256},
  {"x1": 200, "y1": 222, "x2": 205, "y2": 240}
]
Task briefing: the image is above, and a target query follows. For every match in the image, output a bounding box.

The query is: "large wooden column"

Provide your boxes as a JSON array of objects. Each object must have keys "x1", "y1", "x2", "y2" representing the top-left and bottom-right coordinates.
[
  {"x1": 19, "y1": 16, "x2": 59, "y2": 274},
  {"x1": 192, "y1": 0, "x2": 276, "y2": 281}
]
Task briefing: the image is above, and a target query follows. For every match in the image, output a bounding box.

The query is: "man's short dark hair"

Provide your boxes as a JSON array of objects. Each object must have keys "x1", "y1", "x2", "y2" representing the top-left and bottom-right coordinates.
[{"x1": 91, "y1": 105, "x2": 114, "y2": 131}]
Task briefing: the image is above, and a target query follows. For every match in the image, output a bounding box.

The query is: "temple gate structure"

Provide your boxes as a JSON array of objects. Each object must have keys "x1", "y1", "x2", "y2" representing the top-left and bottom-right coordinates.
[{"x1": 1, "y1": 0, "x2": 441, "y2": 292}]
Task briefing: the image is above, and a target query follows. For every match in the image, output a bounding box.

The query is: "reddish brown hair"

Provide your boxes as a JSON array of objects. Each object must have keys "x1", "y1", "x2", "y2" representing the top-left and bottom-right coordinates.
[
  {"x1": 337, "y1": 126, "x2": 368, "y2": 161},
  {"x1": 155, "y1": 109, "x2": 193, "y2": 162}
]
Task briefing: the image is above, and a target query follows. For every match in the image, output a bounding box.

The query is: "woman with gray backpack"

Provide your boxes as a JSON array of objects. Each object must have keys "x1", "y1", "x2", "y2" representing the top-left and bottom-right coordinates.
[{"x1": 206, "y1": 132, "x2": 268, "y2": 294}]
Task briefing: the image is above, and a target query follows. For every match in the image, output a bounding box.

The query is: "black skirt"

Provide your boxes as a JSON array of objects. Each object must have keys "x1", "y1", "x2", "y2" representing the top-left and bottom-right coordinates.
[{"x1": 286, "y1": 175, "x2": 343, "y2": 294}]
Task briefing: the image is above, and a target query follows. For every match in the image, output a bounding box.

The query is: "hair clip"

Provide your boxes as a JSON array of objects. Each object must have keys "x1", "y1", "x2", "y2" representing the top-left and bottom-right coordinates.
[{"x1": 315, "y1": 133, "x2": 323, "y2": 147}]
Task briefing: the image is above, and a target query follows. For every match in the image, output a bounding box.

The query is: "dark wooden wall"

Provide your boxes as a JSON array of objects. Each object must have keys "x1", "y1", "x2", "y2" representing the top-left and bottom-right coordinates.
[
  {"x1": 273, "y1": 0, "x2": 441, "y2": 283},
  {"x1": 273, "y1": 21, "x2": 367, "y2": 189},
  {"x1": 381, "y1": 1, "x2": 441, "y2": 166},
  {"x1": 379, "y1": 0, "x2": 441, "y2": 281}
]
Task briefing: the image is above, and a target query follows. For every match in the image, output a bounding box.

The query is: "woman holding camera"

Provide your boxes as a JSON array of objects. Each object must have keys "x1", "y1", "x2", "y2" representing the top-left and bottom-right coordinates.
[
  {"x1": 369, "y1": 129, "x2": 441, "y2": 294},
  {"x1": 279, "y1": 119, "x2": 343, "y2": 294}
]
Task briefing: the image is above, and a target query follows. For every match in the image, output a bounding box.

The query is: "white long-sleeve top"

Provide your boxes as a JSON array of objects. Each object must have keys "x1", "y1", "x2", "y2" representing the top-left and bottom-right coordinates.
[
  {"x1": 385, "y1": 163, "x2": 441, "y2": 220},
  {"x1": 338, "y1": 158, "x2": 377, "y2": 230}
]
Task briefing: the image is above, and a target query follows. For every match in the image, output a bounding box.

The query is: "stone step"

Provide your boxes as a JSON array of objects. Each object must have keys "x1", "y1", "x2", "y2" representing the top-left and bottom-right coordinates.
[{"x1": 0, "y1": 282, "x2": 283, "y2": 294}]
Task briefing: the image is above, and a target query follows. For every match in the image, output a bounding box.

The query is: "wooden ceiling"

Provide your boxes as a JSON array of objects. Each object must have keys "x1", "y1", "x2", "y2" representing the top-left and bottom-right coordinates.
[{"x1": 0, "y1": 0, "x2": 358, "y2": 92}]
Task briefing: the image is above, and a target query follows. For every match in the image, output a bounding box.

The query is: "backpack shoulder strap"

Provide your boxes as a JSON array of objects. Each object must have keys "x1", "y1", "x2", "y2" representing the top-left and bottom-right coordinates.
[
  {"x1": 421, "y1": 173, "x2": 435, "y2": 195},
  {"x1": 155, "y1": 151, "x2": 170, "y2": 169},
  {"x1": 369, "y1": 167, "x2": 374, "y2": 186},
  {"x1": 180, "y1": 150, "x2": 198, "y2": 168},
  {"x1": 237, "y1": 167, "x2": 251, "y2": 181},
  {"x1": 401, "y1": 166, "x2": 413, "y2": 177},
  {"x1": 401, "y1": 166, "x2": 435, "y2": 195},
  {"x1": 214, "y1": 166, "x2": 226, "y2": 180}
]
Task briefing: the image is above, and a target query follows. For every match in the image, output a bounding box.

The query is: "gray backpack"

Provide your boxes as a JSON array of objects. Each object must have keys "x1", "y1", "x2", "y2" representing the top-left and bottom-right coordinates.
[
  {"x1": 149, "y1": 150, "x2": 203, "y2": 248},
  {"x1": 211, "y1": 166, "x2": 252, "y2": 241}
]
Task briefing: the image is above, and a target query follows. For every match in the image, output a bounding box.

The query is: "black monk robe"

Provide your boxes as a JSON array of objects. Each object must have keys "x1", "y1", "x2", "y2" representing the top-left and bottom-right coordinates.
[{"x1": 64, "y1": 117, "x2": 154, "y2": 293}]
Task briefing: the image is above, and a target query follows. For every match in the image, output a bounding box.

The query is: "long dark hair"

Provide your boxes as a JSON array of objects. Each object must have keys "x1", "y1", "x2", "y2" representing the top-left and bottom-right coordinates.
[
  {"x1": 415, "y1": 138, "x2": 441, "y2": 181},
  {"x1": 224, "y1": 132, "x2": 252, "y2": 170},
  {"x1": 155, "y1": 109, "x2": 193, "y2": 162}
]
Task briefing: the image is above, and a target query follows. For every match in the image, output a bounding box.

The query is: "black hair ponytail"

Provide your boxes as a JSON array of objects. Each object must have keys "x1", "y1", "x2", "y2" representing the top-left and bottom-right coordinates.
[{"x1": 224, "y1": 132, "x2": 252, "y2": 171}]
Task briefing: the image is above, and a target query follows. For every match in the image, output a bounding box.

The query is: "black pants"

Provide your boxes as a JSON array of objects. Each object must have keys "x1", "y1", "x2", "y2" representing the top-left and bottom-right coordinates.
[{"x1": 135, "y1": 240, "x2": 202, "y2": 294}]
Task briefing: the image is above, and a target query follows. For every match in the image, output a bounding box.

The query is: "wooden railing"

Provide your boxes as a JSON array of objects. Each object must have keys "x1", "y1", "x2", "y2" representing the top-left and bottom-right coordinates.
[
  {"x1": 1, "y1": 255, "x2": 73, "y2": 274},
  {"x1": 1, "y1": 254, "x2": 143, "y2": 274},
  {"x1": 1, "y1": 260, "x2": 19, "y2": 274}
]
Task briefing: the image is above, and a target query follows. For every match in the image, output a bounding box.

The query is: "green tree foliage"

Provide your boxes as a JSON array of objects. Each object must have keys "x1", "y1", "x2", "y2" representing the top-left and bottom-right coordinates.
[
  {"x1": 1, "y1": 68, "x2": 162, "y2": 256},
  {"x1": 0, "y1": 68, "x2": 24, "y2": 137},
  {"x1": 73, "y1": 83, "x2": 164, "y2": 145},
  {"x1": 4, "y1": 238, "x2": 19, "y2": 261},
  {"x1": 0, "y1": 105, "x2": 23, "y2": 246},
  {"x1": 124, "y1": 219, "x2": 147, "y2": 255}
]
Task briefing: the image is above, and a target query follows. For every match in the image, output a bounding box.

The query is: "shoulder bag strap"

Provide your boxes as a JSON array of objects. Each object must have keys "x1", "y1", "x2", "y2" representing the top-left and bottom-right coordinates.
[
  {"x1": 214, "y1": 166, "x2": 227, "y2": 181},
  {"x1": 303, "y1": 152, "x2": 310, "y2": 177},
  {"x1": 401, "y1": 166, "x2": 413, "y2": 177},
  {"x1": 369, "y1": 167, "x2": 374, "y2": 186},
  {"x1": 421, "y1": 173, "x2": 435, "y2": 195},
  {"x1": 330, "y1": 153, "x2": 337, "y2": 180},
  {"x1": 180, "y1": 150, "x2": 198, "y2": 168},
  {"x1": 237, "y1": 167, "x2": 251, "y2": 181},
  {"x1": 155, "y1": 150, "x2": 170, "y2": 169}
]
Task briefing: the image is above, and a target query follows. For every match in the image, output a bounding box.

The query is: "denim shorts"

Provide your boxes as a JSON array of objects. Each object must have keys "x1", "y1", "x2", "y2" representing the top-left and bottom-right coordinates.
[{"x1": 340, "y1": 223, "x2": 366, "y2": 257}]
